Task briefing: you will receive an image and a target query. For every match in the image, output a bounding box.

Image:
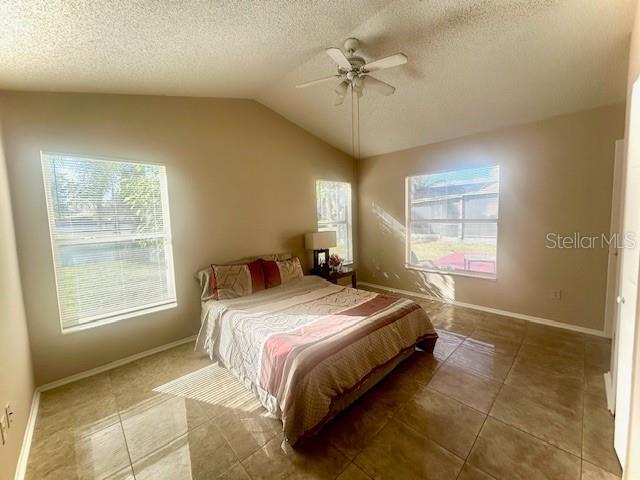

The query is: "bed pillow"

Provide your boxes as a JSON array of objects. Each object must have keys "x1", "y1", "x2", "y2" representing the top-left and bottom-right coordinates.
[
  {"x1": 195, "y1": 252, "x2": 292, "y2": 300},
  {"x1": 209, "y1": 260, "x2": 266, "y2": 300},
  {"x1": 262, "y1": 257, "x2": 304, "y2": 288}
]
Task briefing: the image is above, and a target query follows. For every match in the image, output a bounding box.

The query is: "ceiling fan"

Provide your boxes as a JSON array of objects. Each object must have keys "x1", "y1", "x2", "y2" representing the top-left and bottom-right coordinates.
[{"x1": 296, "y1": 38, "x2": 408, "y2": 106}]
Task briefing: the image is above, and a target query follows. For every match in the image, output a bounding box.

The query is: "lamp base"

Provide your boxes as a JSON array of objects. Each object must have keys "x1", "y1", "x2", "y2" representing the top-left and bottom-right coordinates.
[{"x1": 313, "y1": 249, "x2": 330, "y2": 271}]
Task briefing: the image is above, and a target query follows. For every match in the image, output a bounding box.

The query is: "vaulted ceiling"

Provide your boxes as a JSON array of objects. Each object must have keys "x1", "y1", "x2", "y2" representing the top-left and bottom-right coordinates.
[{"x1": 0, "y1": 0, "x2": 635, "y2": 157}]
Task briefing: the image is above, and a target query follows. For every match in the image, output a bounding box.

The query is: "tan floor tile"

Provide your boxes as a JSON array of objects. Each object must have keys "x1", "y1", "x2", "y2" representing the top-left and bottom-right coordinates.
[
  {"x1": 458, "y1": 463, "x2": 496, "y2": 480},
  {"x1": 242, "y1": 435, "x2": 349, "y2": 480},
  {"x1": 477, "y1": 313, "x2": 527, "y2": 340},
  {"x1": 394, "y1": 349, "x2": 443, "y2": 385},
  {"x1": 446, "y1": 344, "x2": 515, "y2": 381},
  {"x1": 39, "y1": 373, "x2": 113, "y2": 416},
  {"x1": 464, "y1": 329, "x2": 522, "y2": 357},
  {"x1": 507, "y1": 344, "x2": 584, "y2": 386},
  {"x1": 581, "y1": 460, "x2": 621, "y2": 479},
  {"x1": 585, "y1": 367, "x2": 608, "y2": 389},
  {"x1": 165, "y1": 343, "x2": 214, "y2": 373},
  {"x1": 504, "y1": 370, "x2": 584, "y2": 413},
  {"x1": 336, "y1": 463, "x2": 373, "y2": 480},
  {"x1": 526, "y1": 323, "x2": 586, "y2": 343},
  {"x1": 433, "y1": 330, "x2": 465, "y2": 361},
  {"x1": 26, "y1": 427, "x2": 76, "y2": 479},
  {"x1": 396, "y1": 387, "x2": 485, "y2": 458},
  {"x1": 121, "y1": 395, "x2": 214, "y2": 461},
  {"x1": 429, "y1": 304, "x2": 482, "y2": 336},
  {"x1": 523, "y1": 324, "x2": 585, "y2": 358},
  {"x1": 585, "y1": 340, "x2": 611, "y2": 369},
  {"x1": 428, "y1": 364, "x2": 502, "y2": 413},
  {"x1": 320, "y1": 398, "x2": 391, "y2": 460},
  {"x1": 584, "y1": 382, "x2": 608, "y2": 411},
  {"x1": 583, "y1": 403, "x2": 622, "y2": 476},
  {"x1": 109, "y1": 354, "x2": 172, "y2": 411},
  {"x1": 360, "y1": 369, "x2": 422, "y2": 411},
  {"x1": 27, "y1": 422, "x2": 132, "y2": 480},
  {"x1": 468, "y1": 417, "x2": 581, "y2": 480},
  {"x1": 74, "y1": 422, "x2": 132, "y2": 479},
  {"x1": 25, "y1": 326, "x2": 622, "y2": 480},
  {"x1": 216, "y1": 408, "x2": 283, "y2": 460},
  {"x1": 132, "y1": 421, "x2": 238, "y2": 480},
  {"x1": 33, "y1": 392, "x2": 119, "y2": 440},
  {"x1": 150, "y1": 363, "x2": 266, "y2": 420},
  {"x1": 490, "y1": 382, "x2": 582, "y2": 455},
  {"x1": 354, "y1": 419, "x2": 463, "y2": 479},
  {"x1": 584, "y1": 340, "x2": 612, "y2": 389}
]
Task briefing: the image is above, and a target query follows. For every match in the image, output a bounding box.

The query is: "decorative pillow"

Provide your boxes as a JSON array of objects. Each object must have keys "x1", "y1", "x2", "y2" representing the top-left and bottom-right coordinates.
[
  {"x1": 196, "y1": 252, "x2": 291, "y2": 300},
  {"x1": 209, "y1": 260, "x2": 265, "y2": 300},
  {"x1": 262, "y1": 257, "x2": 304, "y2": 288}
]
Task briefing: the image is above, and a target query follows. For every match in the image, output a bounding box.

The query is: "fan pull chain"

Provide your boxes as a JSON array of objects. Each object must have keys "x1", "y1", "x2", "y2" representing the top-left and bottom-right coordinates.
[{"x1": 350, "y1": 85, "x2": 361, "y2": 160}]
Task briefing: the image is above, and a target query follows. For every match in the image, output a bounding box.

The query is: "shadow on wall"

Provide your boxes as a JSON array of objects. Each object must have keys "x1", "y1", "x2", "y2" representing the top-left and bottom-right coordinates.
[{"x1": 369, "y1": 202, "x2": 456, "y2": 302}]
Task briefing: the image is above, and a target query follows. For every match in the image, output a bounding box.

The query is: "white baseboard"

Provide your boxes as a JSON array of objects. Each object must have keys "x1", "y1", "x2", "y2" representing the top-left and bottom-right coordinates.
[
  {"x1": 38, "y1": 335, "x2": 198, "y2": 392},
  {"x1": 604, "y1": 371, "x2": 615, "y2": 413},
  {"x1": 358, "y1": 281, "x2": 609, "y2": 339},
  {"x1": 14, "y1": 390, "x2": 40, "y2": 480}
]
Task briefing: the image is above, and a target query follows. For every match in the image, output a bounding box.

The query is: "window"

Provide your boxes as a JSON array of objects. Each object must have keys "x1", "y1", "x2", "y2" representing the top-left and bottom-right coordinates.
[
  {"x1": 316, "y1": 180, "x2": 353, "y2": 264},
  {"x1": 41, "y1": 153, "x2": 176, "y2": 332},
  {"x1": 406, "y1": 165, "x2": 499, "y2": 278}
]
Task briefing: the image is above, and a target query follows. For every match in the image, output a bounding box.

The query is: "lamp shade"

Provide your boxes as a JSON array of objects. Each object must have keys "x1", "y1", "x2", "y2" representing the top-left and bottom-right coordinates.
[{"x1": 305, "y1": 231, "x2": 337, "y2": 250}]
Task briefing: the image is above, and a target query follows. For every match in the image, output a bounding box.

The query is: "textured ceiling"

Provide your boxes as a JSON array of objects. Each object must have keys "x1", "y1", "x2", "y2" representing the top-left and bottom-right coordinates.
[{"x1": 0, "y1": 0, "x2": 635, "y2": 157}]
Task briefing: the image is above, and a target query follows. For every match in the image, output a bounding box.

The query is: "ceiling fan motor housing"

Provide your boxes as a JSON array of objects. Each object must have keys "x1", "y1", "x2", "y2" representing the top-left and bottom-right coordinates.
[{"x1": 344, "y1": 37, "x2": 360, "y2": 55}]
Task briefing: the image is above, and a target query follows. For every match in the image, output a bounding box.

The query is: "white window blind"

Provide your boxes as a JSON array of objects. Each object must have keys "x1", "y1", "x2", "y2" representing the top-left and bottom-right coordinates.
[
  {"x1": 316, "y1": 180, "x2": 353, "y2": 263},
  {"x1": 41, "y1": 153, "x2": 176, "y2": 331},
  {"x1": 407, "y1": 165, "x2": 500, "y2": 278}
]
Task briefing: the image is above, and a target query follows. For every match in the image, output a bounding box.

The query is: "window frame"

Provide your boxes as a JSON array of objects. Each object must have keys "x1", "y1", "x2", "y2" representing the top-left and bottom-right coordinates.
[
  {"x1": 315, "y1": 179, "x2": 353, "y2": 265},
  {"x1": 41, "y1": 151, "x2": 177, "y2": 333},
  {"x1": 404, "y1": 167, "x2": 500, "y2": 280}
]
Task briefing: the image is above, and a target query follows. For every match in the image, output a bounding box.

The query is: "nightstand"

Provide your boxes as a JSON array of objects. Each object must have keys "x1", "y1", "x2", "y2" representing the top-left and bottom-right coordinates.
[{"x1": 311, "y1": 266, "x2": 357, "y2": 288}]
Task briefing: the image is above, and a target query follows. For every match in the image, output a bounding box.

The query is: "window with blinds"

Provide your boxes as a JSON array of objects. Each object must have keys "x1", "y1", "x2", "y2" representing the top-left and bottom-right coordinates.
[
  {"x1": 316, "y1": 180, "x2": 353, "y2": 263},
  {"x1": 41, "y1": 153, "x2": 176, "y2": 331},
  {"x1": 406, "y1": 165, "x2": 500, "y2": 278}
]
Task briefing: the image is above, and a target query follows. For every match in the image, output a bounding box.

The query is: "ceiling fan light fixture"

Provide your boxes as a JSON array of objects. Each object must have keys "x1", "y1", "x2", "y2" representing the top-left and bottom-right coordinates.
[{"x1": 335, "y1": 80, "x2": 349, "y2": 96}]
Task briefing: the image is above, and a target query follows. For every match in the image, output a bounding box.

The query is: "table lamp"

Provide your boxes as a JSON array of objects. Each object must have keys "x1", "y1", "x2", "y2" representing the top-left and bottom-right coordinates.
[{"x1": 305, "y1": 231, "x2": 337, "y2": 271}]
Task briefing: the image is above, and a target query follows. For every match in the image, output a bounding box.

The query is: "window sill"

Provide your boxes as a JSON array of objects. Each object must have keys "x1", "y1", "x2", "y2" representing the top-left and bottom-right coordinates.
[
  {"x1": 61, "y1": 301, "x2": 178, "y2": 334},
  {"x1": 405, "y1": 264, "x2": 496, "y2": 281}
]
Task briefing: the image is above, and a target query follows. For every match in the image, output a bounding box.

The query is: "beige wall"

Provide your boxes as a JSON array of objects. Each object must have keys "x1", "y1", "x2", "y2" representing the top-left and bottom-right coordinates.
[
  {"x1": 0, "y1": 120, "x2": 35, "y2": 480},
  {"x1": 358, "y1": 105, "x2": 624, "y2": 332},
  {"x1": 0, "y1": 91, "x2": 355, "y2": 385}
]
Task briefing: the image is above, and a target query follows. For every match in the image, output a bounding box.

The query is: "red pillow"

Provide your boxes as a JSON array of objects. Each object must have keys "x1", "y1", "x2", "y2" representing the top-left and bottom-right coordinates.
[
  {"x1": 247, "y1": 260, "x2": 266, "y2": 292},
  {"x1": 261, "y1": 259, "x2": 281, "y2": 288}
]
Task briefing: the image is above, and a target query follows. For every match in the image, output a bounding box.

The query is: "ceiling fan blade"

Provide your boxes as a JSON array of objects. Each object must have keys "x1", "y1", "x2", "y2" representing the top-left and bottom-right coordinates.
[
  {"x1": 364, "y1": 76, "x2": 396, "y2": 96},
  {"x1": 326, "y1": 48, "x2": 352, "y2": 70},
  {"x1": 334, "y1": 94, "x2": 346, "y2": 106},
  {"x1": 363, "y1": 53, "x2": 408, "y2": 72},
  {"x1": 295, "y1": 75, "x2": 341, "y2": 89}
]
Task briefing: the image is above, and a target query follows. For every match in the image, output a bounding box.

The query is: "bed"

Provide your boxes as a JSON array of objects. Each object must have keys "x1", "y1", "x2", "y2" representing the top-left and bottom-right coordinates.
[{"x1": 195, "y1": 274, "x2": 438, "y2": 445}]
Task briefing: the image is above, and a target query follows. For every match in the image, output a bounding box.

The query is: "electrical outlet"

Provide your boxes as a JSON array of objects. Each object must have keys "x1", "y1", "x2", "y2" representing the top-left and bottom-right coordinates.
[
  {"x1": 5, "y1": 403, "x2": 13, "y2": 428},
  {"x1": 551, "y1": 289, "x2": 562, "y2": 300},
  {"x1": 0, "y1": 414, "x2": 7, "y2": 445}
]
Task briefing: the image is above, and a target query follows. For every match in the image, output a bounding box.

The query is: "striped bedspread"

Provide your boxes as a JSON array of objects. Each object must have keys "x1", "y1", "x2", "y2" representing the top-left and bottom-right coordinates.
[{"x1": 195, "y1": 275, "x2": 437, "y2": 444}]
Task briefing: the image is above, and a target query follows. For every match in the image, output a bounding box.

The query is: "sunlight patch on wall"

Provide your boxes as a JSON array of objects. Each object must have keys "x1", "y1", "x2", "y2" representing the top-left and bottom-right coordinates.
[{"x1": 372, "y1": 202, "x2": 406, "y2": 239}]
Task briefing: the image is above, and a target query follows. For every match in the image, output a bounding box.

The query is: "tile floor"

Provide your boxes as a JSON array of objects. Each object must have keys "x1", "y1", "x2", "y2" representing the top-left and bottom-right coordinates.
[{"x1": 26, "y1": 299, "x2": 621, "y2": 479}]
